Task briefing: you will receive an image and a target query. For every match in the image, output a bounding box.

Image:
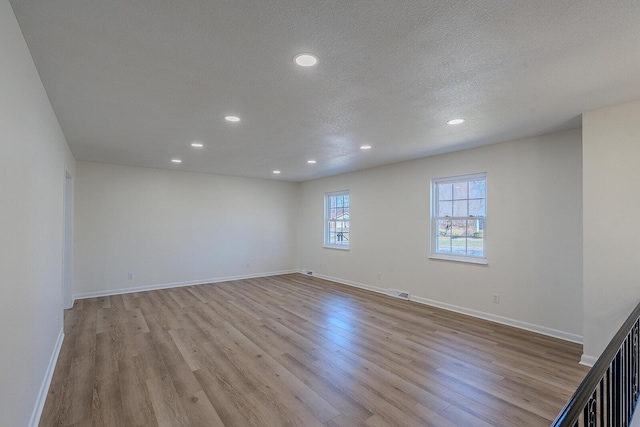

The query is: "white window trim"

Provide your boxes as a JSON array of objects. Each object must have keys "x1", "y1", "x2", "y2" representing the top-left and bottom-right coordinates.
[
  {"x1": 430, "y1": 172, "x2": 487, "y2": 264},
  {"x1": 324, "y1": 190, "x2": 350, "y2": 250}
]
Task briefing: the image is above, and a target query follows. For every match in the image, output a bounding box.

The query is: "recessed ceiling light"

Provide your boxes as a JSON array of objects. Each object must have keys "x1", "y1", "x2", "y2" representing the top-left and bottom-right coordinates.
[
  {"x1": 225, "y1": 115, "x2": 240, "y2": 122},
  {"x1": 307, "y1": 160, "x2": 316, "y2": 164},
  {"x1": 447, "y1": 118, "x2": 465, "y2": 125},
  {"x1": 360, "y1": 145, "x2": 372, "y2": 150},
  {"x1": 294, "y1": 53, "x2": 318, "y2": 67},
  {"x1": 171, "y1": 159, "x2": 182, "y2": 163},
  {"x1": 273, "y1": 170, "x2": 281, "y2": 174},
  {"x1": 190, "y1": 142, "x2": 204, "y2": 148}
]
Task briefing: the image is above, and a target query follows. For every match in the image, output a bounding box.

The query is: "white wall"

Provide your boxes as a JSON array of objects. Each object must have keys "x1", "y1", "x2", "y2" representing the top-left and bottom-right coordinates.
[
  {"x1": 0, "y1": 1, "x2": 76, "y2": 425},
  {"x1": 74, "y1": 162, "x2": 299, "y2": 296},
  {"x1": 298, "y1": 129, "x2": 583, "y2": 340},
  {"x1": 583, "y1": 99, "x2": 640, "y2": 360}
]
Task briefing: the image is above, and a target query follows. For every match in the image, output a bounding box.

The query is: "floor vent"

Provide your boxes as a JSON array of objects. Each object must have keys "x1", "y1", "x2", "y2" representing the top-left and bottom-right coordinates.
[{"x1": 387, "y1": 289, "x2": 410, "y2": 300}]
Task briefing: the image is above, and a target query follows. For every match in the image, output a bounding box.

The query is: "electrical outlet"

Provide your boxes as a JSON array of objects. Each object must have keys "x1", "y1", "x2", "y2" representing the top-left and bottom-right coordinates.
[
  {"x1": 246, "y1": 262, "x2": 250, "y2": 268},
  {"x1": 377, "y1": 272, "x2": 381, "y2": 280},
  {"x1": 128, "y1": 272, "x2": 134, "y2": 280},
  {"x1": 493, "y1": 294, "x2": 500, "y2": 304}
]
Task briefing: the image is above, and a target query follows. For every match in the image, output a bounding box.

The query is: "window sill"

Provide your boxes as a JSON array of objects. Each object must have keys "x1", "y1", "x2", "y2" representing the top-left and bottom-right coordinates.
[
  {"x1": 429, "y1": 253, "x2": 487, "y2": 265},
  {"x1": 324, "y1": 245, "x2": 350, "y2": 251}
]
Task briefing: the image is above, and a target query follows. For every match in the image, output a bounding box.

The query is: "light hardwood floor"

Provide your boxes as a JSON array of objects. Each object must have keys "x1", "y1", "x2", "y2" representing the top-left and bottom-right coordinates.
[{"x1": 40, "y1": 274, "x2": 588, "y2": 426}]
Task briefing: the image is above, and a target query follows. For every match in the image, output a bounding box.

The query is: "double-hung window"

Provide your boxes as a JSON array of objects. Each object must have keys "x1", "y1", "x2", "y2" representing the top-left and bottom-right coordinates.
[
  {"x1": 431, "y1": 173, "x2": 486, "y2": 263},
  {"x1": 325, "y1": 190, "x2": 350, "y2": 249}
]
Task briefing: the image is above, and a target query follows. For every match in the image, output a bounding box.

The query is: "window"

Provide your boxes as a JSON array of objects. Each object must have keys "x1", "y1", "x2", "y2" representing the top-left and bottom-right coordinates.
[
  {"x1": 431, "y1": 173, "x2": 486, "y2": 263},
  {"x1": 325, "y1": 190, "x2": 350, "y2": 249}
]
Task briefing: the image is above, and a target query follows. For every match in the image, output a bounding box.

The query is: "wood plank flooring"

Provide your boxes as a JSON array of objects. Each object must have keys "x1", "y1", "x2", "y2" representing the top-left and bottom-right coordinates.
[{"x1": 39, "y1": 274, "x2": 589, "y2": 426}]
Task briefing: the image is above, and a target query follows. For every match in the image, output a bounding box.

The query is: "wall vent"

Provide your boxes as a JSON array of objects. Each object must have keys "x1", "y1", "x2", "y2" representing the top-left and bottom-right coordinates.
[{"x1": 387, "y1": 288, "x2": 410, "y2": 300}]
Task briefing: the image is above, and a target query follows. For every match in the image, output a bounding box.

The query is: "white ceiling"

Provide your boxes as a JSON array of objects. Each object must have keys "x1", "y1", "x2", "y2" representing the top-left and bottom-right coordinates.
[{"x1": 9, "y1": 0, "x2": 640, "y2": 181}]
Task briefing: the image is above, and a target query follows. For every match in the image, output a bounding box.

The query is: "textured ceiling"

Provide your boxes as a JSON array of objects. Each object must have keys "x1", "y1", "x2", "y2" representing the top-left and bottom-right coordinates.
[{"x1": 9, "y1": 0, "x2": 640, "y2": 181}]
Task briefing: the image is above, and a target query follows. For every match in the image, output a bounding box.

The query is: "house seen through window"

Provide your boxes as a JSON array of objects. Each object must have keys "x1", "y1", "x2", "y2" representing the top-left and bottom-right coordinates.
[
  {"x1": 325, "y1": 190, "x2": 350, "y2": 249},
  {"x1": 431, "y1": 173, "x2": 486, "y2": 263}
]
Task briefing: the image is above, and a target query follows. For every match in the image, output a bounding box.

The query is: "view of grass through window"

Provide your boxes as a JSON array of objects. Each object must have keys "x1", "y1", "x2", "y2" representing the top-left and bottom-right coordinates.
[{"x1": 433, "y1": 174, "x2": 486, "y2": 259}]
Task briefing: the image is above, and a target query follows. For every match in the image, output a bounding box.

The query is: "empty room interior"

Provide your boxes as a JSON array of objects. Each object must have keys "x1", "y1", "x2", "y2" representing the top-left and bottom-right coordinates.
[{"x1": 3, "y1": 0, "x2": 640, "y2": 426}]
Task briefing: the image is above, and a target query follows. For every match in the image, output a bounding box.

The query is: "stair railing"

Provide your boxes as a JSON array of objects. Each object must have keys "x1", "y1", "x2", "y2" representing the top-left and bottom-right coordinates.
[{"x1": 552, "y1": 302, "x2": 640, "y2": 426}]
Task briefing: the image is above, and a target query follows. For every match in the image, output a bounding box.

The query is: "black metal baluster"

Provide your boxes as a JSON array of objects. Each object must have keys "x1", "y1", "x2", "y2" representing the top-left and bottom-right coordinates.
[
  {"x1": 623, "y1": 340, "x2": 628, "y2": 426},
  {"x1": 608, "y1": 366, "x2": 612, "y2": 426},
  {"x1": 598, "y1": 377, "x2": 606, "y2": 426},
  {"x1": 615, "y1": 352, "x2": 622, "y2": 427},
  {"x1": 591, "y1": 394, "x2": 598, "y2": 427},
  {"x1": 632, "y1": 332, "x2": 635, "y2": 423},
  {"x1": 628, "y1": 336, "x2": 632, "y2": 425},
  {"x1": 631, "y1": 321, "x2": 640, "y2": 412}
]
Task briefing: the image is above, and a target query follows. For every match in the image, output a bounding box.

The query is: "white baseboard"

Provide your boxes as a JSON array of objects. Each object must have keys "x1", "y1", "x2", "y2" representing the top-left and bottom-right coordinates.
[
  {"x1": 30, "y1": 328, "x2": 64, "y2": 427},
  {"x1": 299, "y1": 270, "x2": 389, "y2": 296},
  {"x1": 73, "y1": 269, "x2": 297, "y2": 301},
  {"x1": 580, "y1": 354, "x2": 597, "y2": 367},
  {"x1": 410, "y1": 294, "x2": 583, "y2": 344},
  {"x1": 301, "y1": 271, "x2": 584, "y2": 345}
]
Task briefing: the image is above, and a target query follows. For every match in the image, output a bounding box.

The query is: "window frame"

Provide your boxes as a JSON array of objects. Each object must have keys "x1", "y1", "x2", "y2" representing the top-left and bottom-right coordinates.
[
  {"x1": 430, "y1": 173, "x2": 487, "y2": 264},
  {"x1": 324, "y1": 190, "x2": 350, "y2": 250}
]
